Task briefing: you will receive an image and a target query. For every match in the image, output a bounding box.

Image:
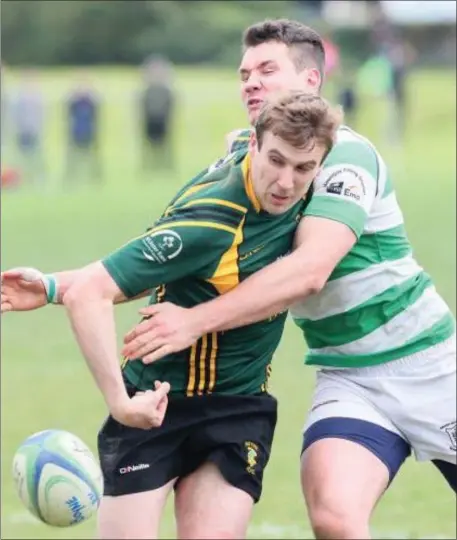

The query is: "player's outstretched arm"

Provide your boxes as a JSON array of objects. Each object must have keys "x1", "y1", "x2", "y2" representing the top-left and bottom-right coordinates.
[
  {"x1": 0, "y1": 264, "x2": 150, "y2": 314},
  {"x1": 62, "y1": 261, "x2": 169, "y2": 430}
]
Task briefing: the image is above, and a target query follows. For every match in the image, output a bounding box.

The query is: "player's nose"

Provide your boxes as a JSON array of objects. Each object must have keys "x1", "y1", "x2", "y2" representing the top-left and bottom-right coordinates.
[{"x1": 276, "y1": 169, "x2": 294, "y2": 190}]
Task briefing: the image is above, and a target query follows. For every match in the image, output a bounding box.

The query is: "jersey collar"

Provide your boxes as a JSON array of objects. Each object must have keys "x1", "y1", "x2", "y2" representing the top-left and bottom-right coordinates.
[{"x1": 241, "y1": 154, "x2": 261, "y2": 213}]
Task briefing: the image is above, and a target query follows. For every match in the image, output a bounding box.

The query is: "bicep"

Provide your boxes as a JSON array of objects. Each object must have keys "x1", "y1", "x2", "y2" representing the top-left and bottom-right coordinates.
[{"x1": 101, "y1": 224, "x2": 233, "y2": 299}]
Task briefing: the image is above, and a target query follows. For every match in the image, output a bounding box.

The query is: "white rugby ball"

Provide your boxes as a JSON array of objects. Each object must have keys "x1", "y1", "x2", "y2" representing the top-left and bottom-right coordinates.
[{"x1": 12, "y1": 429, "x2": 103, "y2": 527}]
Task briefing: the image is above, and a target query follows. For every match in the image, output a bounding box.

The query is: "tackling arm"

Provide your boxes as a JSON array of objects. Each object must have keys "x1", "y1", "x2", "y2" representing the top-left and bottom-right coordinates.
[{"x1": 192, "y1": 216, "x2": 357, "y2": 333}]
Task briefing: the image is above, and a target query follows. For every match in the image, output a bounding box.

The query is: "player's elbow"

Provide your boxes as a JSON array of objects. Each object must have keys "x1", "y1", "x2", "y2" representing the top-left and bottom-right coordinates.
[
  {"x1": 62, "y1": 273, "x2": 106, "y2": 309},
  {"x1": 62, "y1": 280, "x2": 98, "y2": 309},
  {"x1": 299, "y1": 271, "x2": 326, "y2": 297}
]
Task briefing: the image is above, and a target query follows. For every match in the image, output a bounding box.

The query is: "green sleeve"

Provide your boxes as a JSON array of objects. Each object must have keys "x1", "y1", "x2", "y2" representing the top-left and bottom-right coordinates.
[{"x1": 102, "y1": 208, "x2": 241, "y2": 298}]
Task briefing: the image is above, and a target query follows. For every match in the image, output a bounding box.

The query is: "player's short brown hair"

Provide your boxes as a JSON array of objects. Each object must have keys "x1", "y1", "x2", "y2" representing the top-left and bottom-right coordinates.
[
  {"x1": 243, "y1": 19, "x2": 326, "y2": 86},
  {"x1": 255, "y1": 90, "x2": 343, "y2": 158}
]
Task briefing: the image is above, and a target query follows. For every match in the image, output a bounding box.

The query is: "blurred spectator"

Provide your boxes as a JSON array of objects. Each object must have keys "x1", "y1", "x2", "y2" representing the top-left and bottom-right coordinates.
[
  {"x1": 337, "y1": 67, "x2": 359, "y2": 129},
  {"x1": 10, "y1": 69, "x2": 46, "y2": 186},
  {"x1": 65, "y1": 74, "x2": 102, "y2": 184},
  {"x1": 369, "y1": 3, "x2": 415, "y2": 145},
  {"x1": 384, "y1": 37, "x2": 416, "y2": 143},
  {"x1": 139, "y1": 55, "x2": 176, "y2": 173}
]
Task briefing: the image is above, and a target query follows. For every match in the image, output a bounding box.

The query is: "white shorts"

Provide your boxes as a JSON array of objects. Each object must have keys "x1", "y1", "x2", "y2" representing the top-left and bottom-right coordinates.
[{"x1": 304, "y1": 335, "x2": 456, "y2": 464}]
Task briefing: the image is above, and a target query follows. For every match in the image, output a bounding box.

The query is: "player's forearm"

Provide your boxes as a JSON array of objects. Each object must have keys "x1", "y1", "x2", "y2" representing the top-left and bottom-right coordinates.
[
  {"x1": 194, "y1": 249, "x2": 323, "y2": 333},
  {"x1": 62, "y1": 289, "x2": 129, "y2": 411}
]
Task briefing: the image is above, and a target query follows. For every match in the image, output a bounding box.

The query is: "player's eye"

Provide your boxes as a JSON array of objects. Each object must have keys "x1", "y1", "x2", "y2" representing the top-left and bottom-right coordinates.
[
  {"x1": 269, "y1": 155, "x2": 283, "y2": 166},
  {"x1": 296, "y1": 165, "x2": 314, "y2": 173}
]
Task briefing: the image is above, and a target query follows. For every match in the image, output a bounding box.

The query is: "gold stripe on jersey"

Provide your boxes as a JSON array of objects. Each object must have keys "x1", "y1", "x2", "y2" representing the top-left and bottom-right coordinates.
[
  {"x1": 206, "y1": 217, "x2": 245, "y2": 294},
  {"x1": 208, "y1": 332, "x2": 218, "y2": 393},
  {"x1": 182, "y1": 197, "x2": 248, "y2": 215},
  {"x1": 128, "y1": 220, "x2": 239, "y2": 247},
  {"x1": 186, "y1": 342, "x2": 198, "y2": 396},
  {"x1": 241, "y1": 154, "x2": 261, "y2": 212},
  {"x1": 186, "y1": 333, "x2": 219, "y2": 396},
  {"x1": 164, "y1": 181, "x2": 214, "y2": 215},
  {"x1": 156, "y1": 284, "x2": 166, "y2": 303},
  {"x1": 197, "y1": 334, "x2": 209, "y2": 395}
]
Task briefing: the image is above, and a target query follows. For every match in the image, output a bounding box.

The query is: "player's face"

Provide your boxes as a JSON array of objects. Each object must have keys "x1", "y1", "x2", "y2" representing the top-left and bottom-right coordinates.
[
  {"x1": 239, "y1": 42, "x2": 320, "y2": 125},
  {"x1": 249, "y1": 131, "x2": 326, "y2": 215}
]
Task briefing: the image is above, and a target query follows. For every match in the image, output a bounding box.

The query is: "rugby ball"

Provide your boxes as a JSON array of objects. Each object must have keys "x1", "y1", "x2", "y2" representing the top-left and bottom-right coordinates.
[{"x1": 12, "y1": 429, "x2": 103, "y2": 527}]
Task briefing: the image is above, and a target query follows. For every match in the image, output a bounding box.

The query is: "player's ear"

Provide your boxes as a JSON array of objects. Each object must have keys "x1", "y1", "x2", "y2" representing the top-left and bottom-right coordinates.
[{"x1": 304, "y1": 67, "x2": 321, "y2": 92}]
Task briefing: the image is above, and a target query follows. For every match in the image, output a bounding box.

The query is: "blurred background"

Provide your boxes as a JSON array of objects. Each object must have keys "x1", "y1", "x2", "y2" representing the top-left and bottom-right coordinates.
[{"x1": 1, "y1": 1, "x2": 456, "y2": 539}]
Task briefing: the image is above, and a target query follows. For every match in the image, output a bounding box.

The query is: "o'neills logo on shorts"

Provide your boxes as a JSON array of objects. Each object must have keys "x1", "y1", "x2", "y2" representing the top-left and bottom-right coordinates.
[{"x1": 119, "y1": 463, "x2": 150, "y2": 474}]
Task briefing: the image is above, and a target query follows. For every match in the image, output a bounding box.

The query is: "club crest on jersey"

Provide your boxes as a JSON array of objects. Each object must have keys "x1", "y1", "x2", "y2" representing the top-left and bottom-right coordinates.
[
  {"x1": 142, "y1": 229, "x2": 183, "y2": 264},
  {"x1": 244, "y1": 441, "x2": 259, "y2": 475},
  {"x1": 440, "y1": 421, "x2": 456, "y2": 451}
]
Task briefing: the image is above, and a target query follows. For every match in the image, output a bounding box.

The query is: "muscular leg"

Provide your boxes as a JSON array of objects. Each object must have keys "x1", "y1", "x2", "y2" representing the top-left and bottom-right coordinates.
[
  {"x1": 174, "y1": 462, "x2": 254, "y2": 540},
  {"x1": 301, "y1": 418, "x2": 410, "y2": 540},
  {"x1": 97, "y1": 478, "x2": 176, "y2": 540}
]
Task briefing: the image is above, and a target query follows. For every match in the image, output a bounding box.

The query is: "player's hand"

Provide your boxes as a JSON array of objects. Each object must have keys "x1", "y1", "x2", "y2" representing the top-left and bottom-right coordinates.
[
  {"x1": 1, "y1": 268, "x2": 48, "y2": 313},
  {"x1": 121, "y1": 302, "x2": 203, "y2": 364},
  {"x1": 111, "y1": 381, "x2": 170, "y2": 430}
]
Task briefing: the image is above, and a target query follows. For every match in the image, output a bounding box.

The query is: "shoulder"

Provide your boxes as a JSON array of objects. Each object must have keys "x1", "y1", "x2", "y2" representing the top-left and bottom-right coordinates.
[
  {"x1": 164, "y1": 172, "x2": 248, "y2": 237},
  {"x1": 324, "y1": 126, "x2": 380, "y2": 178},
  {"x1": 314, "y1": 126, "x2": 385, "y2": 199},
  {"x1": 226, "y1": 128, "x2": 251, "y2": 153}
]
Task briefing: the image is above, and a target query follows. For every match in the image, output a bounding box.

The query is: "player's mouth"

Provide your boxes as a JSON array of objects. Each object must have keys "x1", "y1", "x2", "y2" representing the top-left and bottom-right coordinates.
[
  {"x1": 247, "y1": 98, "x2": 263, "y2": 111},
  {"x1": 270, "y1": 193, "x2": 290, "y2": 206}
]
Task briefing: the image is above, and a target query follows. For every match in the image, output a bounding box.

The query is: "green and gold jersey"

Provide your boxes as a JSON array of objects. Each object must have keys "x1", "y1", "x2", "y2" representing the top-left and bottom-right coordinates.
[{"x1": 102, "y1": 152, "x2": 305, "y2": 397}]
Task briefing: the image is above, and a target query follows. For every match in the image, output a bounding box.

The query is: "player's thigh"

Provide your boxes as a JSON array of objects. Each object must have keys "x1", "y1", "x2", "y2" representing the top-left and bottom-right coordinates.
[
  {"x1": 175, "y1": 461, "x2": 254, "y2": 540},
  {"x1": 96, "y1": 390, "x2": 188, "y2": 538},
  {"x1": 98, "y1": 480, "x2": 175, "y2": 540},
  {"x1": 302, "y1": 371, "x2": 410, "y2": 533},
  {"x1": 174, "y1": 394, "x2": 277, "y2": 538}
]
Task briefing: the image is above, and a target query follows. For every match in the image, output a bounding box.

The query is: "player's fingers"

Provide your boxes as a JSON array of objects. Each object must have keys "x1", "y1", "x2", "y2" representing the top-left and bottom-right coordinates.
[
  {"x1": 156, "y1": 396, "x2": 169, "y2": 416},
  {"x1": 142, "y1": 345, "x2": 173, "y2": 364},
  {"x1": 1, "y1": 270, "x2": 24, "y2": 280},
  {"x1": 152, "y1": 381, "x2": 171, "y2": 400},
  {"x1": 0, "y1": 301, "x2": 12, "y2": 313},
  {"x1": 122, "y1": 329, "x2": 163, "y2": 359},
  {"x1": 123, "y1": 317, "x2": 157, "y2": 344},
  {"x1": 138, "y1": 304, "x2": 167, "y2": 318}
]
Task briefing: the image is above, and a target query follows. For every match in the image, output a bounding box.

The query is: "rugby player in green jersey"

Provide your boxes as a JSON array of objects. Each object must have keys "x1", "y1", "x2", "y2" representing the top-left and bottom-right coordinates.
[
  {"x1": 121, "y1": 19, "x2": 456, "y2": 540},
  {"x1": 1, "y1": 91, "x2": 343, "y2": 539}
]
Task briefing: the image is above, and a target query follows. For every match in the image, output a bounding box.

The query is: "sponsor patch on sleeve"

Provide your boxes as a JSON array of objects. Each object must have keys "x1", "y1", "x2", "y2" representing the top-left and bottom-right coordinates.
[
  {"x1": 315, "y1": 164, "x2": 376, "y2": 212},
  {"x1": 141, "y1": 229, "x2": 183, "y2": 264}
]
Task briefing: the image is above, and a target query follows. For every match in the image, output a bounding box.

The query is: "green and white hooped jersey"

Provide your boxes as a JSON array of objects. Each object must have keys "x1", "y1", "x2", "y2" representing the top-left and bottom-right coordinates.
[{"x1": 290, "y1": 126, "x2": 456, "y2": 368}]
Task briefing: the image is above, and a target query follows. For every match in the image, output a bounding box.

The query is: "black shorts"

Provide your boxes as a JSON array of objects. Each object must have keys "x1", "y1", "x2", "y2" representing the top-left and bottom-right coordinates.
[{"x1": 98, "y1": 381, "x2": 277, "y2": 503}]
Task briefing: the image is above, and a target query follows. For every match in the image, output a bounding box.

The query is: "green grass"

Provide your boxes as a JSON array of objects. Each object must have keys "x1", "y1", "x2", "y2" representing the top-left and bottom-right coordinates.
[{"x1": 1, "y1": 66, "x2": 456, "y2": 539}]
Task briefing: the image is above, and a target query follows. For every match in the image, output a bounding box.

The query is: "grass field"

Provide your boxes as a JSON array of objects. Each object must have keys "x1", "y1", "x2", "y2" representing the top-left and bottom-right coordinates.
[{"x1": 1, "y1": 66, "x2": 456, "y2": 539}]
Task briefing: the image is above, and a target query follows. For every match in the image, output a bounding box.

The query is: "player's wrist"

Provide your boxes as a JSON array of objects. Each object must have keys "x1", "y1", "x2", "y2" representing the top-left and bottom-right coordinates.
[
  {"x1": 43, "y1": 274, "x2": 60, "y2": 304},
  {"x1": 191, "y1": 303, "x2": 218, "y2": 335}
]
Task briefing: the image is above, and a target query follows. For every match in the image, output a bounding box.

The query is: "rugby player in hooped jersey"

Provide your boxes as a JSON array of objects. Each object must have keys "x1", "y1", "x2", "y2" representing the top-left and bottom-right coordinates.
[{"x1": 122, "y1": 18, "x2": 457, "y2": 540}]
